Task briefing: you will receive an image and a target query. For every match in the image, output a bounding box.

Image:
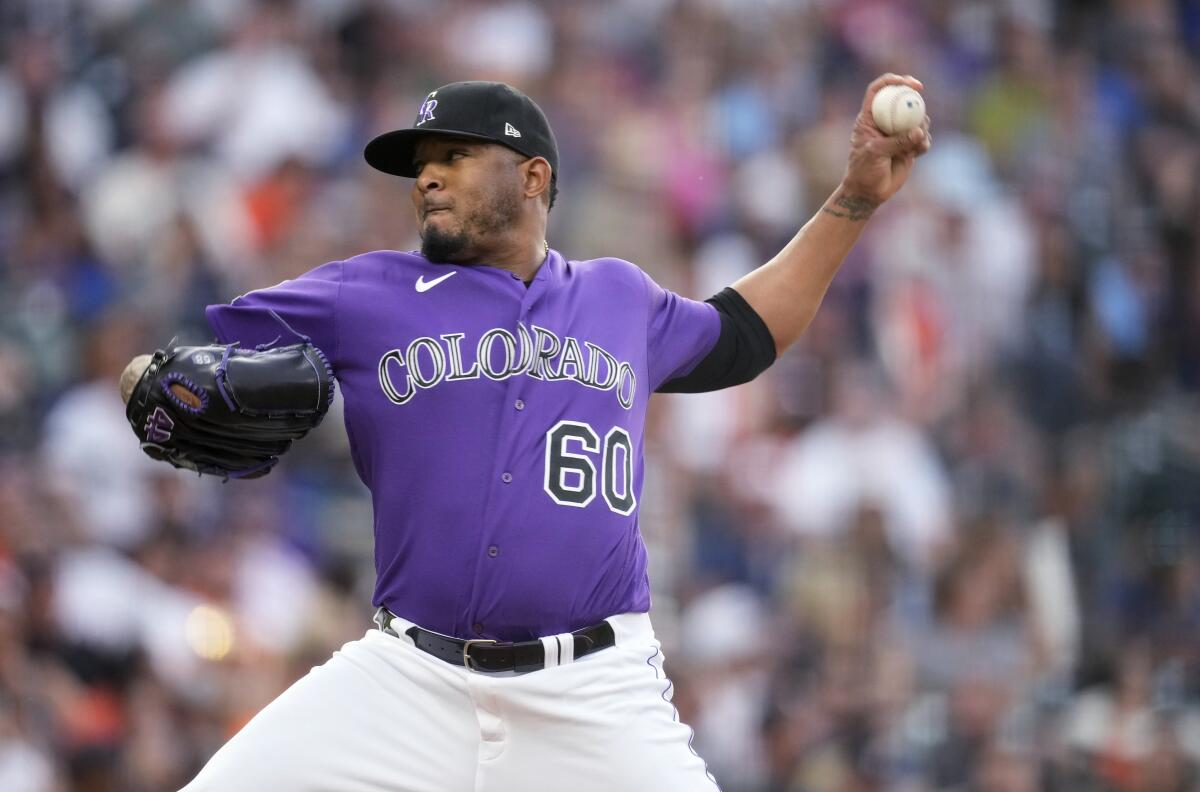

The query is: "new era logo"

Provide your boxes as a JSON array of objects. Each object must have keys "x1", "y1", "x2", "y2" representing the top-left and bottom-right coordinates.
[{"x1": 504, "y1": 123, "x2": 521, "y2": 138}]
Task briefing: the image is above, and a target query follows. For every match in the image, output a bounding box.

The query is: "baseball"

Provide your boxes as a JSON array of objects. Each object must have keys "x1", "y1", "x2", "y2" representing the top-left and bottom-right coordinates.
[
  {"x1": 120, "y1": 354, "x2": 153, "y2": 404},
  {"x1": 871, "y1": 84, "x2": 925, "y2": 135}
]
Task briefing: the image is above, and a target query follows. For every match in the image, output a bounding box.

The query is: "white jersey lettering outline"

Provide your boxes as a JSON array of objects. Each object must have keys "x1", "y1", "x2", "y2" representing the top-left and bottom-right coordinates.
[{"x1": 376, "y1": 323, "x2": 636, "y2": 409}]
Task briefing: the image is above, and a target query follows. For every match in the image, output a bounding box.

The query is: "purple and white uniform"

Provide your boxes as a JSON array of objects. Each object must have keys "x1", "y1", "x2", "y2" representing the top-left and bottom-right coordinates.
[
  {"x1": 183, "y1": 80, "x2": 745, "y2": 792},
  {"x1": 207, "y1": 249, "x2": 719, "y2": 641}
]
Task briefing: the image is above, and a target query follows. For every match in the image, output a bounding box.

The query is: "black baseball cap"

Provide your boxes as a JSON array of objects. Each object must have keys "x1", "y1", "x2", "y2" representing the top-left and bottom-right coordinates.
[{"x1": 364, "y1": 81, "x2": 559, "y2": 179}]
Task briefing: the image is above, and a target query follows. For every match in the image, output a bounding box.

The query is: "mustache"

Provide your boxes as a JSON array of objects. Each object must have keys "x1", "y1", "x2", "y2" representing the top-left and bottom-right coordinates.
[{"x1": 421, "y1": 202, "x2": 452, "y2": 219}]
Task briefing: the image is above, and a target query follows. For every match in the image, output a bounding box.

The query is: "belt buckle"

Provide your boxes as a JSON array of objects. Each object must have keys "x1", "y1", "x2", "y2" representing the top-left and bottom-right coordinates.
[{"x1": 462, "y1": 638, "x2": 498, "y2": 671}]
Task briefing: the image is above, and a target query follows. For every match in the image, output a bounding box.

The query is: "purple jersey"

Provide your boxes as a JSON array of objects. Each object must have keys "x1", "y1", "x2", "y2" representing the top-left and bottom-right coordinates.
[{"x1": 206, "y1": 250, "x2": 719, "y2": 640}]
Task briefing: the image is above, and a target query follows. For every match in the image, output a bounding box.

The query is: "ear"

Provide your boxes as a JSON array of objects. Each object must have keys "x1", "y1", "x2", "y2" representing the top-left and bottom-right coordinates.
[{"x1": 521, "y1": 157, "x2": 552, "y2": 203}]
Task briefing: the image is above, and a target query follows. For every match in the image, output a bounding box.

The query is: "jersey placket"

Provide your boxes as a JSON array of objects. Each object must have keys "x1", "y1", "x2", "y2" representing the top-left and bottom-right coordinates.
[{"x1": 463, "y1": 265, "x2": 553, "y2": 638}]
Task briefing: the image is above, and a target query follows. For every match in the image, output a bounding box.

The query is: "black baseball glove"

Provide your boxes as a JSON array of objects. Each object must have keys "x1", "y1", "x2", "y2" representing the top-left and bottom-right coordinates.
[{"x1": 125, "y1": 343, "x2": 335, "y2": 479}]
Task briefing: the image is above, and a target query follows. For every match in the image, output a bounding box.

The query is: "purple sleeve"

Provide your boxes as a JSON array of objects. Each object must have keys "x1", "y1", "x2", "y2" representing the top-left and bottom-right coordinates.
[
  {"x1": 205, "y1": 261, "x2": 342, "y2": 362},
  {"x1": 643, "y1": 270, "x2": 722, "y2": 391}
]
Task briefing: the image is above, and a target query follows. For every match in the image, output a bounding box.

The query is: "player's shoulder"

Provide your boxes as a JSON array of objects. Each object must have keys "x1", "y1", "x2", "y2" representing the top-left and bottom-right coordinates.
[
  {"x1": 319, "y1": 250, "x2": 449, "y2": 289},
  {"x1": 560, "y1": 255, "x2": 666, "y2": 313},
  {"x1": 561, "y1": 254, "x2": 653, "y2": 289},
  {"x1": 564, "y1": 254, "x2": 642, "y2": 275},
  {"x1": 341, "y1": 249, "x2": 429, "y2": 276}
]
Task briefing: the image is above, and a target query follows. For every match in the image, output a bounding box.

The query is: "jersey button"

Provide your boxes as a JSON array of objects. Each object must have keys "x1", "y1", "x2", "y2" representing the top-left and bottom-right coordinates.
[
  {"x1": 487, "y1": 545, "x2": 499, "y2": 557},
  {"x1": 501, "y1": 472, "x2": 513, "y2": 483},
  {"x1": 514, "y1": 399, "x2": 525, "y2": 411},
  {"x1": 473, "y1": 622, "x2": 485, "y2": 635}
]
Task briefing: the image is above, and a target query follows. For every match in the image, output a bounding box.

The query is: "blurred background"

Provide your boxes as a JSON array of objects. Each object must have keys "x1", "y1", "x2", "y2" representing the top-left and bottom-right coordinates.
[{"x1": 1, "y1": 0, "x2": 1199, "y2": 789}]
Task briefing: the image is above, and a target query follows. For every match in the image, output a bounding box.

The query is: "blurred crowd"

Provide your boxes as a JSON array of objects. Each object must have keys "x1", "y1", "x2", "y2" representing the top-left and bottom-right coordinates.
[{"x1": 1, "y1": 0, "x2": 1199, "y2": 790}]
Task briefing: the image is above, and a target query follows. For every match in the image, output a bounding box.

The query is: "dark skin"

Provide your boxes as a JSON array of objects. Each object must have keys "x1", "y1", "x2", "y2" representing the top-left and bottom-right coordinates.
[
  {"x1": 411, "y1": 136, "x2": 552, "y2": 280},
  {"x1": 121, "y1": 76, "x2": 929, "y2": 400},
  {"x1": 411, "y1": 75, "x2": 929, "y2": 354}
]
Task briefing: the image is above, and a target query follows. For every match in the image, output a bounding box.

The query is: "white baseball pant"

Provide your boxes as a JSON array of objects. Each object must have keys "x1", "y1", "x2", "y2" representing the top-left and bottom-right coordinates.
[{"x1": 180, "y1": 612, "x2": 721, "y2": 791}]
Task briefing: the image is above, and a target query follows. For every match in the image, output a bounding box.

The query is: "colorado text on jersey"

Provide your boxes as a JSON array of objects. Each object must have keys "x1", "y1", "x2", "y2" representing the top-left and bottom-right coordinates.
[{"x1": 377, "y1": 322, "x2": 637, "y2": 408}]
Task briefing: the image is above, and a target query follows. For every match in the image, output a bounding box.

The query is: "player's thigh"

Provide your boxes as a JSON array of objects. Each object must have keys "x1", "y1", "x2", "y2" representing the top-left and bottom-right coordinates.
[
  {"x1": 585, "y1": 640, "x2": 720, "y2": 791},
  {"x1": 481, "y1": 638, "x2": 720, "y2": 792},
  {"x1": 607, "y1": 641, "x2": 720, "y2": 791},
  {"x1": 180, "y1": 630, "x2": 479, "y2": 792}
]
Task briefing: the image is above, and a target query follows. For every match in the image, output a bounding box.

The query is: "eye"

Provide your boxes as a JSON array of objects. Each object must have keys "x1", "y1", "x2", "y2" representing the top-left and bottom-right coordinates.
[{"x1": 449, "y1": 150, "x2": 468, "y2": 161}]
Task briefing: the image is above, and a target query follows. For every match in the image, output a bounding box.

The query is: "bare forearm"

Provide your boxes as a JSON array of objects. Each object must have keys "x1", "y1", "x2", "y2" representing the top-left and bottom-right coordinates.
[
  {"x1": 731, "y1": 186, "x2": 877, "y2": 354},
  {"x1": 729, "y1": 72, "x2": 930, "y2": 356}
]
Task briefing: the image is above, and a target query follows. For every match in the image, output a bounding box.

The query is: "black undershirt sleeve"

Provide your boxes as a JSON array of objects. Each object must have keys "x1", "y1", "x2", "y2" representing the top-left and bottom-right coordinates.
[{"x1": 656, "y1": 287, "x2": 777, "y2": 394}]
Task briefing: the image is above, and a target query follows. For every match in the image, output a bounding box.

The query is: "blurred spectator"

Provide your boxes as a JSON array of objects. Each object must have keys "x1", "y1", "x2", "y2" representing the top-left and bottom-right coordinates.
[
  {"x1": 771, "y1": 360, "x2": 954, "y2": 571},
  {"x1": 678, "y1": 584, "x2": 773, "y2": 791},
  {"x1": 39, "y1": 311, "x2": 163, "y2": 548}
]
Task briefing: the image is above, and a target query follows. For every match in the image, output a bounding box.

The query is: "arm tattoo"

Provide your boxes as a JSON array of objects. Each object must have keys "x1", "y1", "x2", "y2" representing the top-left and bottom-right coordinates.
[{"x1": 821, "y1": 194, "x2": 878, "y2": 222}]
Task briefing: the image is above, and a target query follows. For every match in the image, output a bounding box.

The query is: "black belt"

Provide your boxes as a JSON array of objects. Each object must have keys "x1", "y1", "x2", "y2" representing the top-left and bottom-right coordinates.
[{"x1": 377, "y1": 610, "x2": 615, "y2": 674}]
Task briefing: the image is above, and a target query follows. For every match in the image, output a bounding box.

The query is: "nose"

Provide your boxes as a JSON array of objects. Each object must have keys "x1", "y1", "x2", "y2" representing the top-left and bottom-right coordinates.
[{"x1": 416, "y1": 166, "x2": 444, "y2": 194}]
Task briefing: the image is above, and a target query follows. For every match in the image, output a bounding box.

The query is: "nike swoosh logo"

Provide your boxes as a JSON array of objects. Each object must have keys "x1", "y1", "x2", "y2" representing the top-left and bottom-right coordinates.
[{"x1": 415, "y1": 271, "x2": 457, "y2": 293}]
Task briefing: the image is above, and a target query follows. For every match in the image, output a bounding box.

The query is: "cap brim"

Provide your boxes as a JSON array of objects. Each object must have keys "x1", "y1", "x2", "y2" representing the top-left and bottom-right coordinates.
[{"x1": 364, "y1": 128, "x2": 517, "y2": 177}]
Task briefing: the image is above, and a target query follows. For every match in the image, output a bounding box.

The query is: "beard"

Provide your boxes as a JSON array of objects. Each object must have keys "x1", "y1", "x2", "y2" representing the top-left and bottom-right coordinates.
[
  {"x1": 419, "y1": 184, "x2": 523, "y2": 264},
  {"x1": 420, "y1": 225, "x2": 472, "y2": 263}
]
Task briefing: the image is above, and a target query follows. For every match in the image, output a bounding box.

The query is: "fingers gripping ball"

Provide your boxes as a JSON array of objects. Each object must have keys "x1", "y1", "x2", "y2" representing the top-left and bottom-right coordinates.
[
  {"x1": 125, "y1": 343, "x2": 335, "y2": 479},
  {"x1": 871, "y1": 85, "x2": 925, "y2": 135}
]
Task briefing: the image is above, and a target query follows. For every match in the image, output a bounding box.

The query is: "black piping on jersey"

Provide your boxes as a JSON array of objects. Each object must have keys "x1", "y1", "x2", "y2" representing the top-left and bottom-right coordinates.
[{"x1": 657, "y1": 287, "x2": 776, "y2": 394}]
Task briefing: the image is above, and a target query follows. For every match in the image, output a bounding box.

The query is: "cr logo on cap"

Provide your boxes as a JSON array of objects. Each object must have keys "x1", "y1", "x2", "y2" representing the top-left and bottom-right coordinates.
[{"x1": 416, "y1": 92, "x2": 438, "y2": 126}]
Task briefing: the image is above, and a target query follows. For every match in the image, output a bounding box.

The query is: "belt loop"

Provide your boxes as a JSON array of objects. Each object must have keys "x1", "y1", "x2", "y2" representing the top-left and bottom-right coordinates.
[
  {"x1": 559, "y1": 633, "x2": 575, "y2": 664},
  {"x1": 539, "y1": 636, "x2": 559, "y2": 668}
]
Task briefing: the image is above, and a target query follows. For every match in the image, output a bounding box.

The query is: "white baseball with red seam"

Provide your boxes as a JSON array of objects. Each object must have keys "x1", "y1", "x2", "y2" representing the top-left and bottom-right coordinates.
[{"x1": 871, "y1": 84, "x2": 925, "y2": 135}]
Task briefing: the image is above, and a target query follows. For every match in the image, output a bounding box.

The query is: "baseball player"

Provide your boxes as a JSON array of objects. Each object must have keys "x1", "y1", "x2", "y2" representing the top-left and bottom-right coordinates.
[{"x1": 126, "y1": 75, "x2": 929, "y2": 791}]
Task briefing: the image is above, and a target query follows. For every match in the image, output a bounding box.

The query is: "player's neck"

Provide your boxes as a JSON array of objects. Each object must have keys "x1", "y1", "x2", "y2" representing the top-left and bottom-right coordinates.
[{"x1": 477, "y1": 234, "x2": 550, "y2": 283}]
